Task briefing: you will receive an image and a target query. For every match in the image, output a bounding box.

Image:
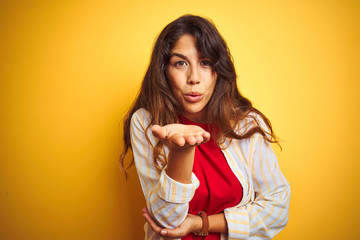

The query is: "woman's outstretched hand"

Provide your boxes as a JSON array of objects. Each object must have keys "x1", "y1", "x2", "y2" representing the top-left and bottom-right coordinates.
[
  {"x1": 152, "y1": 123, "x2": 210, "y2": 183},
  {"x1": 151, "y1": 124, "x2": 210, "y2": 150},
  {"x1": 142, "y1": 207, "x2": 201, "y2": 239}
]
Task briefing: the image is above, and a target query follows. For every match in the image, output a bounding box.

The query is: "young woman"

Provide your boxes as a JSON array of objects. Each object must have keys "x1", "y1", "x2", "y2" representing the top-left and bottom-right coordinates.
[{"x1": 121, "y1": 14, "x2": 290, "y2": 240}]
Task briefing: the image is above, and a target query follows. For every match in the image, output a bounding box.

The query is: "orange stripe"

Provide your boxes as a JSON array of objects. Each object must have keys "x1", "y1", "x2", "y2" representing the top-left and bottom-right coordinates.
[
  {"x1": 171, "y1": 178, "x2": 177, "y2": 202},
  {"x1": 253, "y1": 232, "x2": 270, "y2": 238},
  {"x1": 161, "y1": 172, "x2": 168, "y2": 199},
  {"x1": 138, "y1": 113, "x2": 155, "y2": 188},
  {"x1": 230, "y1": 229, "x2": 249, "y2": 235},
  {"x1": 182, "y1": 178, "x2": 188, "y2": 203},
  {"x1": 258, "y1": 139, "x2": 270, "y2": 192},
  {"x1": 167, "y1": 204, "x2": 185, "y2": 227},
  {"x1": 149, "y1": 194, "x2": 160, "y2": 206},
  {"x1": 250, "y1": 201, "x2": 276, "y2": 230},
  {"x1": 133, "y1": 119, "x2": 149, "y2": 197},
  {"x1": 153, "y1": 201, "x2": 169, "y2": 216},
  {"x1": 227, "y1": 219, "x2": 249, "y2": 225},
  {"x1": 228, "y1": 210, "x2": 248, "y2": 216},
  {"x1": 249, "y1": 138, "x2": 260, "y2": 189}
]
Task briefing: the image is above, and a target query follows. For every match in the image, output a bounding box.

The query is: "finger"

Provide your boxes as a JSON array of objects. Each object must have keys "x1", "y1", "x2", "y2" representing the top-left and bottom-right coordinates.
[
  {"x1": 184, "y1": 135, "x2": 197, "y2": 145},
  {"x1": 202, "y1": 131, "x2": 211, "y2": 142},
  {"x1": 194, "y1": 134, "x2": 204, "y2": 144},
  {"x1": 161, "y1": 228, "x2": 185, "y2": 238},
  {"x1": 143, "y1": 212, "x2": 163, "y2": 234},
  {"x1": 170, "y1": 133, "x2": 186, "y2": 147}
]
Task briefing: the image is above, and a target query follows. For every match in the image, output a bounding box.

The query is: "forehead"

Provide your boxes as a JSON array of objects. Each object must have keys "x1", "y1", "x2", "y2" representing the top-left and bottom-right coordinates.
[{"x1": 171, "y1": 34, "x2": 198, "y2": 53}]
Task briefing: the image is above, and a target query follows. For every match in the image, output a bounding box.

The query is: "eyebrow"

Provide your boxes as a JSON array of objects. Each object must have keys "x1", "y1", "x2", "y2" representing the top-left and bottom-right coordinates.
[
  {"x1": 169, "y1": 53, "x2": 188, "y2": 61},
  {"x1": 169, "y1": 52, "x2": 209, "y2": 61}
]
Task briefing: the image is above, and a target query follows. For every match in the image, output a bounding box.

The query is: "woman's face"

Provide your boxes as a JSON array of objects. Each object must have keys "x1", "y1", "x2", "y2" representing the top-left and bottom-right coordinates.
[{"x1": 166, "y1": 34, "x2": 217, "y2": 123}]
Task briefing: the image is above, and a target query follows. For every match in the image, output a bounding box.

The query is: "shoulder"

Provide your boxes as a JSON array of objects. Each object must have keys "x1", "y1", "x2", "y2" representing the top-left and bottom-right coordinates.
[
  {"x1": 131, "y1": 108, "x2": 153, "y2": 129},
  {"x1": 132, "y1": 108, "x2": 151, "y2": 120},
  {"x1": 234, "y1": 112, "x2": 270, "y2": 136}
]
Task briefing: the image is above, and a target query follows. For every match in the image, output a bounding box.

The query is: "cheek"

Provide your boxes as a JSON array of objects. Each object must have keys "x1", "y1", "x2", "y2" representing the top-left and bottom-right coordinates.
[
  {"x1": 166, "y1": 69, "x2": 175, "y2": 90},
  {"x1": 168, "y1": 72, "x2": 184, "y2": 92},
  {"x1": 166, "y1": 75, "x2": 181, "y2": 99}
]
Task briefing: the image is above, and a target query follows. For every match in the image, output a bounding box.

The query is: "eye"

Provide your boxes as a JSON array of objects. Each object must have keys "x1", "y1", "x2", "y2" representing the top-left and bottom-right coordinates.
[
  {"x1": 174, "y1": 61, "x2": 187, "y2": 67},
  {"x1": 200, "y1": 60, "x2": 212, "y2": 66}
]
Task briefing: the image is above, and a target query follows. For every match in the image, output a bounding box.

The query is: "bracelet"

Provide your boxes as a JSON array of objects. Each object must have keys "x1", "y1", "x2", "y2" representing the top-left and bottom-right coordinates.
[{"x1": 194, "y1": 211, "x2": 209, "y2": 236}]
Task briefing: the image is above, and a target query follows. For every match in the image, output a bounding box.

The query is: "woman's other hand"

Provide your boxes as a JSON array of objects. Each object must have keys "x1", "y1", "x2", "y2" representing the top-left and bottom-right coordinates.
[
  {"x1": 152, "y1": 124, "x2": 210, "y2": 150},
  {"x1": 142, "y1": 207, "x2": 201, "y2": 239}
]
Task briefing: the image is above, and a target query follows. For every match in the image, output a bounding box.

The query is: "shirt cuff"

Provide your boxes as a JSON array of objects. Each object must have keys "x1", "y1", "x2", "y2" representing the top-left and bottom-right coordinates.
[
  {"x1": 224, "y1": 207, "x2": 250, "y2": 239},
  {"x1": 157, "y1": 169, "x2": 200, "y2": 204}
]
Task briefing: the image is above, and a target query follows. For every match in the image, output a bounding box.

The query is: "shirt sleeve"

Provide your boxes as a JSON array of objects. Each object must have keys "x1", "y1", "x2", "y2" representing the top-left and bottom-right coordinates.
[
  {"x1": 130, "y1": 109, "x2": 200, "y2": 228},
  {"x1": 224, "y1": 133, "x2": 290, "y2": 239}
]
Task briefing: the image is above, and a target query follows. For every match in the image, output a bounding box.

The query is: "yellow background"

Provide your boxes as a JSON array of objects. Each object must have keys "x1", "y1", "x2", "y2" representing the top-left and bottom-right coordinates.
[{"x1": 1, "y1": 0, "x2": 359, "y2": 239}]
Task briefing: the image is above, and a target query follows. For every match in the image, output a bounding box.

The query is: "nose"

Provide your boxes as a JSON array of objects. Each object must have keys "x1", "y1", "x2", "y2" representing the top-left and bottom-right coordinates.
[{"x1": 187, "y1": 65, "x2": 200, "y2": 85}]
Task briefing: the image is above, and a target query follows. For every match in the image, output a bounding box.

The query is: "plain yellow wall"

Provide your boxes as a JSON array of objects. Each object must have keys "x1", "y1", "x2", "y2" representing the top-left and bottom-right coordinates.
[{"x1": 0, "y1": 0, "x2": 359, "y2": 239}]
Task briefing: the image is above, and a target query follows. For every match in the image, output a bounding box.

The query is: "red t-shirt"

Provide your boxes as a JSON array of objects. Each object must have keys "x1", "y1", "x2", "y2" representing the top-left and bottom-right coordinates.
[{"x1": 180, "y1": 116, "x2": 243, "y2": 240}]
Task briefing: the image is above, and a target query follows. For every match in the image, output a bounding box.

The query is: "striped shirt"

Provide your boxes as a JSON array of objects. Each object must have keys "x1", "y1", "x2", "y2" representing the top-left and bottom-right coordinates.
[{"x1": 130, "y1": 108, "x2": 290, "y2": 240}]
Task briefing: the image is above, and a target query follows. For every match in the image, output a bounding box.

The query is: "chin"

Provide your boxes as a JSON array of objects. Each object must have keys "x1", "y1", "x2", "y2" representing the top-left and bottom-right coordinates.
[{"x1": 186, "y1": 107, "x2": 203, "y2": 114}]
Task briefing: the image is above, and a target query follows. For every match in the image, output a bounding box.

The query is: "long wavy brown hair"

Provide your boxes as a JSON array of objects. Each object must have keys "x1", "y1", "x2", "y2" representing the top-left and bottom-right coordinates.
[{"x1": 120, "y1": 14, "x2": 279, "y2": 174}]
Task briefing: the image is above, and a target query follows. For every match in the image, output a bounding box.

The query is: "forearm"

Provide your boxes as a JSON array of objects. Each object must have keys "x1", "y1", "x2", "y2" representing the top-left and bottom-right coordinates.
[
  {"x1": 192, "y1": 212, "x2": 228, "y2": 234},
  {"x1": 209, "y1": 213, "x2": 228, "y2": 233},
  {"x1": 147, "y1": 196, "x2": 189, "y2": 228},
  {"x1": 166, "y1": 147, "x2": 195, "y2": 184}
]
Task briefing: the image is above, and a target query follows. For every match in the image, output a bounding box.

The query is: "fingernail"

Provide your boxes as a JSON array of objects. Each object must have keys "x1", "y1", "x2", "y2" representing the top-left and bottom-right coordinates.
[{"x1": 160, "y1": 230, "x2": 167, "y2": 235}]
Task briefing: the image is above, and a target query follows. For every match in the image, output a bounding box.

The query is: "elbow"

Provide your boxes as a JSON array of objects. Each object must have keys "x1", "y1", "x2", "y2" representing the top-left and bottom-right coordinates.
[
  {"x1": 283, "y1": 184, "x2": 291, "y2": 226},
  {"x1": 147, "y1": 202, "x2": 188, "y2": 229},
  {"x1": 265, "y1": 183, "x2": 291, "y2": 235},
  {"x1": 273, "y1": 183, "x2": 291, "y2": 233}
]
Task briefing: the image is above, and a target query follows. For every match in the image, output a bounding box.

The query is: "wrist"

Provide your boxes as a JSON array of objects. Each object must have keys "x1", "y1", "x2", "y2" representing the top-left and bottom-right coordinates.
[
  {"x1": 193, "y1": 214, "x2": 202, "y2": 233},
  {"x1": 169, "y1": 145, "x2": 195, "y2": 154},
  {"x1": 207, "y1": 212, "x2": 228, "y2": 233},
  {"x1": 166, "y1": 147, "x2": 195, "y2": 184},
  {"x1": 193, "y1": 211, "x2": 209, "y2": 236}
]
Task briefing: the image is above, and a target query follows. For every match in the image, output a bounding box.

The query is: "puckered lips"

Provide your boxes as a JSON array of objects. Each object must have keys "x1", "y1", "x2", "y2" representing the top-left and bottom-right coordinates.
[{"x1": 184, "y1": 92, "x2": 203, "y2": 103}]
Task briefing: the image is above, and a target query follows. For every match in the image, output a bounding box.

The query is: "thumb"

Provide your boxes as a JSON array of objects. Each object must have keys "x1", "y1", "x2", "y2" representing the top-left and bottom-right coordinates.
[{"x1": 152, "y1": 125, "x2": 168, "y2": 140}]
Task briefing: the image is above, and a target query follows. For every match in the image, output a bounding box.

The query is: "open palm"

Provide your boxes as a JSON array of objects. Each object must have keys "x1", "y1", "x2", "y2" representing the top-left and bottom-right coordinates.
[{"x1": 151, "y1": 124, "x2": 210, "y2": 149}]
